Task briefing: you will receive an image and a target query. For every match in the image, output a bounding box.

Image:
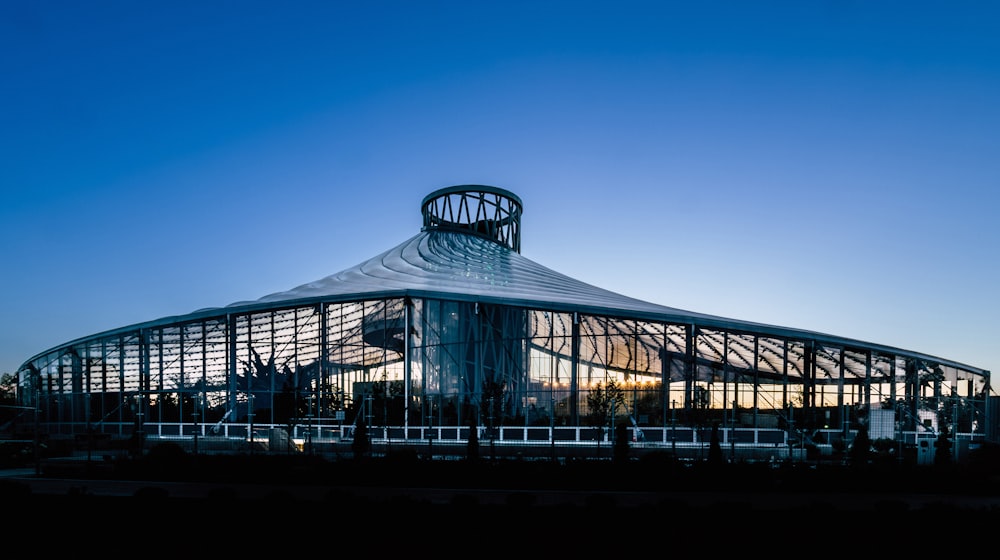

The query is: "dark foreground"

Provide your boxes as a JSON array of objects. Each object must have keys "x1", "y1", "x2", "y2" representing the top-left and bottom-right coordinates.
[{"x1": 5, "y1": 447, "x2": 1000, "y2": 552}]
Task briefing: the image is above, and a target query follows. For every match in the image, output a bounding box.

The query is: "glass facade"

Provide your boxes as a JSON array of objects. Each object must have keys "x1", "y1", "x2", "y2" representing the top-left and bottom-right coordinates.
[{"x1": 15, "y1": 186, "x2": 991, "y2": 462}]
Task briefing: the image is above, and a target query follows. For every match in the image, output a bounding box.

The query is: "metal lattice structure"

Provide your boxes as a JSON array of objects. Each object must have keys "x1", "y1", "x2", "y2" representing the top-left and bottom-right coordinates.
[{"x1": 14, "y1": 185, "x2": 991, "y2": 462}]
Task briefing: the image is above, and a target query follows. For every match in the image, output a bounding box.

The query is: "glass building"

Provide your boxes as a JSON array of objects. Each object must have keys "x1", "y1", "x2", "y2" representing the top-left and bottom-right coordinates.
[{"x1": 14, "y1": 185, "x2": 991, "y2": 462}]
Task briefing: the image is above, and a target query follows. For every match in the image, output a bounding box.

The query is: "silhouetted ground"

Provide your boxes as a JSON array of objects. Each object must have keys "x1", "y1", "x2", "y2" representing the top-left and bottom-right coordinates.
[
  {"x1": 31, "y1": 441, "x2": 1000, "y2": 495},
  {"x1": 5, "y1": 442, "x2": 1000, "y2": 552}
]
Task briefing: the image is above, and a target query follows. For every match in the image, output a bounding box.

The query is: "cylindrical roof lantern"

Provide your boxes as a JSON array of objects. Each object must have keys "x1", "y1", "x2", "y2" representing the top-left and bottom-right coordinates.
[{"x1": 421, "y1": 185, "x2": 523, "y2": 253}]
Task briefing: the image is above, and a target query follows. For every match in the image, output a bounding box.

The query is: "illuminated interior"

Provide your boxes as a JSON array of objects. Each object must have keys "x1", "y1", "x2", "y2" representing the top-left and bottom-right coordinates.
[{"x1": 15, "y1": 185, "x2": 991, "y2": 462}]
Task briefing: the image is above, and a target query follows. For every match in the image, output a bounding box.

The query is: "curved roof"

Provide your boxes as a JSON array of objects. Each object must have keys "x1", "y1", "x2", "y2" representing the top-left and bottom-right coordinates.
[
  {"x1": 231, "y1": 228, "x2": 712, "y2": 320},
  {"x1": 209, "y1": 228, "x2": 985, "y2": 375},
  {"x1": 20, "y1": 187, "x2": 988, "y2": 378}
]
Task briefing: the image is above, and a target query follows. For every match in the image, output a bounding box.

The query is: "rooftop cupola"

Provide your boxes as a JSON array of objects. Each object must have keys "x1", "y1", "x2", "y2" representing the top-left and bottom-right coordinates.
[{"x1": 421, "y1": 185, "x2": 523, "y2": 253}]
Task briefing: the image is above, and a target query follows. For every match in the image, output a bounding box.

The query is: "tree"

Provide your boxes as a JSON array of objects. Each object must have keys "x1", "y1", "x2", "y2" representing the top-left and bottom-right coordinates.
[
  {"x1": 482, "y1": 378, "x2": 506, "y2": 431},
  {"x1": 707, "y1": 422, "x2": 724, "y2": 466},
  {"x1": 849, "y1": 424, "x2": 873, "y2": 466},
  {"x1": 0, "y1": 372, "x2": 16, "y2": 404},
  {"x1": 372, "y1": 379, "x2": 406, "y2": 425},
  {"x1": 466, "y1": 414, "x2": 480, "y2": 462},
  {"x1": 0, "y1": 372, "x2": 18, "y2": 435},
  {"x1": 613, "y1": 422, "x2": 630, "y2": 464},
  {"x1": 586, "y1": 380, "x2": 625, "y2": 458},
  {"x1": 482, "y1": 377, "x2": 506, "y2": 460},
  {"x1": 934, "y1": 424, "x2": 953, "y2": 467},
  {"x1": 351, "y1": 409, "x2": 370, "y2": 458}
]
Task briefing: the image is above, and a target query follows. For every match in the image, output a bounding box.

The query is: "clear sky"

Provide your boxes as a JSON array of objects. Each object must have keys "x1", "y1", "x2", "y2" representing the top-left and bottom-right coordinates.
[{"x1": 2, "y1": 1, "x2": 997, "y2": 388}]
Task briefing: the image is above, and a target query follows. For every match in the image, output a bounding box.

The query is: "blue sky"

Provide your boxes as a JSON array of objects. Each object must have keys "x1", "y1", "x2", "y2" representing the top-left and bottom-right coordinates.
[{"x1": 2, "y1": 1, "x2": 997, "y2": 387}]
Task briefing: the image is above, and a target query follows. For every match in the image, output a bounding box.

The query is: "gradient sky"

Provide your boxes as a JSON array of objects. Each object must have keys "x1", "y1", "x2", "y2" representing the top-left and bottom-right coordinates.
[{"x1": 2, "y1": 1, "x2": 997, "y2": 389}]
